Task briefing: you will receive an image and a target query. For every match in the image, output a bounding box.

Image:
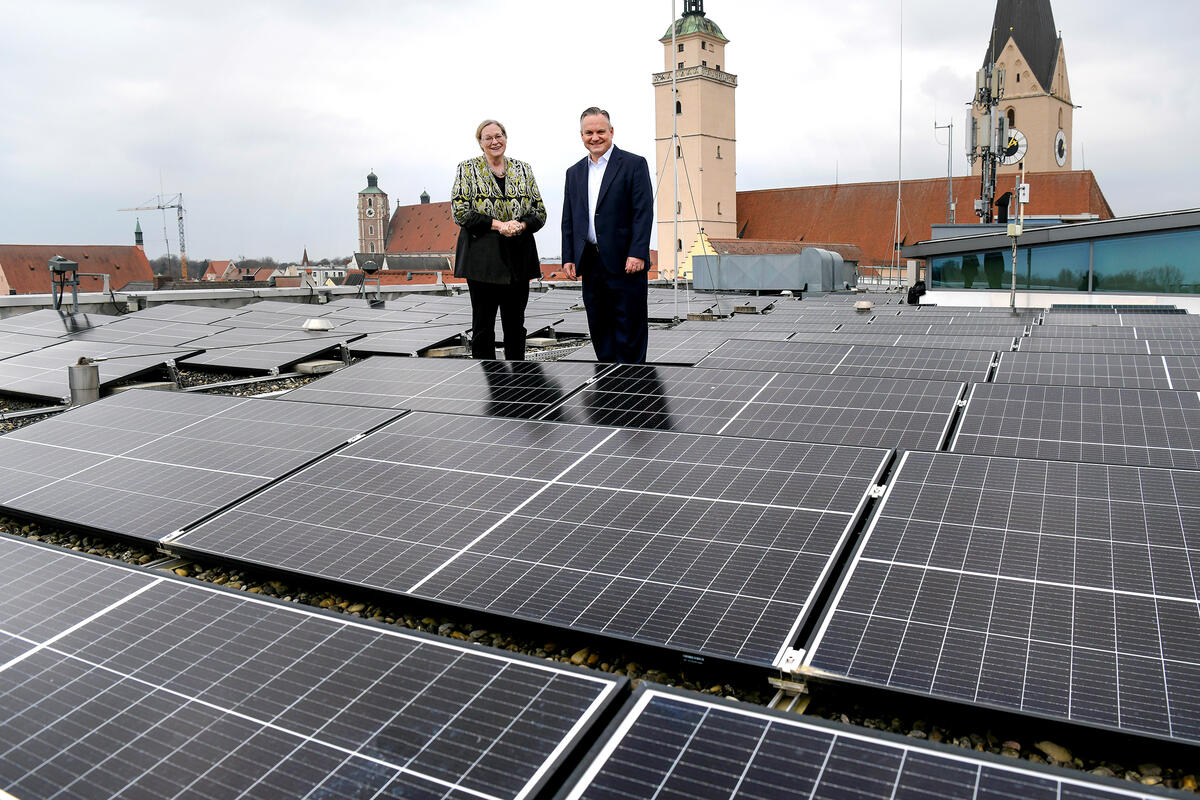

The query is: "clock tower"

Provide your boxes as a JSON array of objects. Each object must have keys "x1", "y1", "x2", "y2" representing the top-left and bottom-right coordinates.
[
  {"x1": 357, "y1": 171, "x2": 390, "y2": 254},
  {"x1": 971, "y1": 0, "x2": 1074, "y2": 176},
  {"x1": 653, "y1": 1, "x2": 737, "y2": 279}
]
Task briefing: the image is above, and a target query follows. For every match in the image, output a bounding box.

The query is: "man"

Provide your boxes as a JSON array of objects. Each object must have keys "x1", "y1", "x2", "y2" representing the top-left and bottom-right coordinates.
[{"x1": 562, "y1": 107, "x2": 653, "y2": 363}]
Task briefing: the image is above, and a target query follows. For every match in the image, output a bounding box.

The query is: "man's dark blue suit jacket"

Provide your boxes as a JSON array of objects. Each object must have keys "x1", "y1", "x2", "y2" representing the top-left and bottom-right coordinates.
[{"x1": 561, "y1": 145, "x2": 653, "y2": 274}]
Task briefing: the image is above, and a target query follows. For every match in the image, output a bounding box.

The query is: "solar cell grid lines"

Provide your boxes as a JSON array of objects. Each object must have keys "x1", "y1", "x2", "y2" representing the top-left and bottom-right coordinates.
[
  {"x1": 564, "y1": 330, "x2": 791, "y2": 365},
  {"x1": 65, "y1": 315, "x2": 229, "y2": 347},
  {"x1": 697, "y1": 339, "x2": 995, "y2": 383},
  {"x1": 127, "y1": 303, "x2": 249, "y2": 325},
  {"x1": 1033, "y1": 325, "x2": 1139, "y2": 340},
  {"x1": 280, "y1": 355, "x2": 605, "y2": 418},
  {"x1": 1164, "y1": 355, "x2": 1200, "y2": 390},
  {"x1": 348, "y1": 324, "x2": 468, "y2": 356},
  {"x1": 0, "y1": 389, "x2": 400, "y2": 541},
  {"x1": 995, "y1": 352, "x2": 1173, "y2": 389},
  {"x1": 1147, "y1": 340, "x2": 1200, "y2": 356},
  {"x1": 553, "y1": 364, "x2": 963, "y2": 451},
  {"x1": 1018, "y1": 337, "x2": 1153, "y2": 355},
  {"x1": 865, "y1": 323, "x2": 1029, "y2": 338},
  {"x1": 952, "y1": 383, "x2": 1200, "y2": 469},
  {"x1": 0, "y1": 330, "x2": 57, "y2": 359},
  {"x1": 173, "y1": 412, "x2": 891, "y2": 666},
  {"x1": 803, "y1": 450, "x2": 1200, "y2": 744},
  {"x1": 563, "y1": 688, "x2": 1168, "y2": 800},
  {"x1": 0, "y1": 536, "x2": 623, "y2": 800}
]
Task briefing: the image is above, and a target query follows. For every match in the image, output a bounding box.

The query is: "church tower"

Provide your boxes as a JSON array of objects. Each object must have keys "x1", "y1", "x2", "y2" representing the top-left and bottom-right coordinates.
[
  {"x1": 972, "y1": 0, "x2": 1074, "y2": 176},
  {"x1": 357, "y1": 171, "x2": 390, "y2": 254},
  {"x1": 653, "y1": 0, "x2": 737, "y2": 279}
]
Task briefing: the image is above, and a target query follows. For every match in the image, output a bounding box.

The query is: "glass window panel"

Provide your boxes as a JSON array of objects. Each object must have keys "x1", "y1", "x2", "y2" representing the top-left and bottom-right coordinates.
[{"x1": 1092, "y1": 229, "x2": 1200, "y2": 293}]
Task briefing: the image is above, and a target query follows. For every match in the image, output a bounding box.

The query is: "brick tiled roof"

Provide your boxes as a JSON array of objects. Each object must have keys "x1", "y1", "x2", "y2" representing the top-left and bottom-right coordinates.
[
  {"x1": 736, "y1": 171, "x2": 1113, "y2": 266},
  {"x1": 204, "y1": 260, "x2": 231, "y2": 280},
  {"x1": 384, "y1": 201, "x2": 457, "y2": 255},
  {"x1": 0, "y1": 245, "x2": 154, "y2": 295}
]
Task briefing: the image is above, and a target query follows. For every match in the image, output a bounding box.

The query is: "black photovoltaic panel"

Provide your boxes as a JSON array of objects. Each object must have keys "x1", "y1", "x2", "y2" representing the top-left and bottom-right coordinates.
[
  {"x1": 549, "y1": 310, "x2": 592, "y2": 336},
  {"x1": 952, "y1": 383, "x2": 1200, "y2": 469},
  {"x1": 0, "y1": 309, "x2": 121, "y2": 336},
  {"x1": 173, "y1": 412, "x2": 890, "y2": 666},
  {"x1": 1147, "y1": 339, "x2": 1200, "y2": 356},
  {"x1": 235, "y1": 299, "x2": 338, "y2": 316},
  {"x1": 865, "y1": 322, "x2": 1028, "y2": 338},
  {"x1": 1033, "y1": 324, "x2": 1137, "y2": 339},
  {"x1": 128, "y1": 303, "x2": 249, "y2": 325},
  {"x1": 673, "y1": 319, "x2": 839, "y2": 334},
  {"x1": 1041, "y1": 312, "x2": 1127, "y2": 326},
  {"x1": 1132, "y1": 326, "x2": 1200, "y2": 340},
  {"x1": 180, "y1": 327, "x2": 352, "y2": 372},
  {"x1": 552, "y1": 364, "x2": 963, "y2": 451},
  {"x1": 281, "y1": 355, "x2": 606, "y2": 418},
  {"x1": 1164, "y1": 355, "x2": 1200, "y2": 390},
  {"x1": 0, "y1": 389, "x2": 399, "y2": 541},
  {"x1": 348, "y1": 324, "x2": 468, "y2": 356},
  {"x1": 790, "y1": 332, "x2": 1015, "y2": 352},
  {"x1": 995, "y1": 352, "x2": 1172, "y2": 389},
  {"x1": 561, "y1": 687, "x2": 1167, "y2": 800},
  {"x1": 217, "y1": 310, "x2": 337, "y2": 329},
  {"x1": 0, "y1": 536, "x2": 624, "y2": 800},
  {"x1": 0, "y1": 340, "x2": 196, "y2": 402},
  {"x1": 0, "y1": 331, "x2": 58, "y2": 359},
  {"x1": 804, "y1": 450, "x2": 1200, "y2": 744},
  {"x1": 1018, "y1": 337, "x2": 1153, "y2": 355},
  {"x1": 563, "y1": 329, "x2": 791, "y2": 366},
  {"x1": 697, "y1": 339, "x2": 995, "y2": 382},
  {"x1": 65, "y1": 315, "x2": 228, "y2": 347}
]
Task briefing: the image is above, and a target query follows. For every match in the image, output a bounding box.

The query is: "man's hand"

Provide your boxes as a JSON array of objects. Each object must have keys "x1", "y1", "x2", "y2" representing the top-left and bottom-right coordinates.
[
  {"x1": 624, "y1": 257, "x2": 645, "y2": 274},
  {"x1": 564, "y1": 262, "x2": 577, "y2": 280}
]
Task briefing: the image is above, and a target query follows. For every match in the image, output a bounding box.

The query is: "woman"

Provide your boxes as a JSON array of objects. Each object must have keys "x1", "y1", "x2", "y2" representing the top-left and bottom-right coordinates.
[{"x1": 451, "y1": 119, "x2": 547, "y2": 360}]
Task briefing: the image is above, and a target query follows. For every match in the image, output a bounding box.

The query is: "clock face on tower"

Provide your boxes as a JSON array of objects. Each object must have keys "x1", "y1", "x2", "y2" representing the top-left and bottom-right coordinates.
[
  {"x1": 1055, "y1": 129, "x2": 1068, "y2": 167},
  {"x1": 365, "y1": 207, "x2": 376, "y2": 218},
  {"x1": 1001, "y1": 128, "x2": 1028, "y2": 166}
]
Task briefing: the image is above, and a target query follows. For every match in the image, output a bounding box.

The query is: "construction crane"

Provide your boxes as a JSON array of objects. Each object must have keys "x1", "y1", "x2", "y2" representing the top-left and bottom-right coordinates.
[{"x1": 119, "y1": 193, "x2": 188, "y2": 278}]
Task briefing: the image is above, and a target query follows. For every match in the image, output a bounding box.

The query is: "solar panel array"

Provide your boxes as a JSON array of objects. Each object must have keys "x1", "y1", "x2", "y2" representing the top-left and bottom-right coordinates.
[
  {"x1": 564, "y1": 688, "x2": 1168, "y2": 800},
  {"x1": 0, "y1": 340, "x2": 197, "y2": 402},
  {"x1": 0, "y1": 389, "x2": 399, "y2": 541},
  {"x1": 804, "y1": 450, "x2": 1200, "y2": 744},
  {"x1": 0, "y1": 535, "x2": 624, "y2": 800},
  {"x1": 172, "y1": 412, "x2": 890, "y2": 667}
]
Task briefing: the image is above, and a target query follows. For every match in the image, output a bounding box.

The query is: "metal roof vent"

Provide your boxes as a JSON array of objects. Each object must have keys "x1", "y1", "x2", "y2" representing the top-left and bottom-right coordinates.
[
  {"x1": 854, "y1": 300, "x2": 874, "y2": 311},
  {"x1": 303, "y1": 318, "x2": 333, "y2": 331}
]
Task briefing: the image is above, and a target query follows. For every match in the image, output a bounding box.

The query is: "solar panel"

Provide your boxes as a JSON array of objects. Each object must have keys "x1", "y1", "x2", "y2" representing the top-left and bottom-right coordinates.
[
  {"x1": 0, "y1": 536, "x2": 624, "y2": 800},
  {"x1": 281, "y1": 355, "x2": 606, "y2": 418},
  {"x1": 1147, "y1": 340, "x2": 1200, "y2": 356},
  {"x1": 563, "y1": 687, "x2": 1168, "y2": 800},
  {"x1": 995, "y1": 352, "x2": 1173, "y2": 389},
  {"x1": 171, "y1": 412, "x2": 890, "y2": 667},
  {"x1": 127, "y1": 303, "x2": 249, "y2": 324},
  {"x1": 865, "y1": 322, "x2": 1028, "y2": 338},
  {"x1": 0, "y1": 330, "x2": 58, "y2": 359},
  {"x1": 65, "y1": 315, "x2": 227, "y2": 347},
  {"x1": 786, "y1": 332, "x2": 1015, "y2": 352},
  {"x1": 0, "y1": 389, "x2": 400, "y2": 541},
  {"x1": 673, "y1": 320, "x2": 833, "y2": 333},
  {"x1": 1131, "y1": 326, "x2": 1200, "y2": 340},
  {"x1": 347, "y1": 324, "x2": 467, "y2": 356},
  {"x1": 1018, "y1": 337, "x2": 1152, "y2": 355},
  {"x1": 0, "y1": 309, "x2": 121, "y2": 336},
  {"x1": 0, "y1": 340, "x2": 196, "y2": 402},
  {"x1": 180, "y1": 327, "x2": 353, "y2": 373},
  {"x1": 552, "y1": 364, "x2": 963, "y2": 451},
  {"x1": 697, "y1": 340, "x2": 995, "y2": 382},
  {"x1": 952, "y1": 383, "x2": 1200, "y2": 469},
  {"x1": 564, "y1": 329, "x2": 791, "y2": 365},
  {"x1": 1033, "y1": 325, "x2": 1138, "y2": 340},
  {"x1": 803, "y1": 450, "x2": 1200, "y2": 744},
  {"x1": 1164, "y1": 355, "x2": 1200, "y2": 390}
]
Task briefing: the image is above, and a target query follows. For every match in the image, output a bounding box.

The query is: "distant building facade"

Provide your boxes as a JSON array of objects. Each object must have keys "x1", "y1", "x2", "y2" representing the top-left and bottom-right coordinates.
[{"x1": 0, "y1": 245, "x2": 154, "y2": 295}]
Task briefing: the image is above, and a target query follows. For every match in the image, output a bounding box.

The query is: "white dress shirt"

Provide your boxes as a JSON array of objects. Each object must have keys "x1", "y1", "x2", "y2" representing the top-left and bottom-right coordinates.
[{"x1": 586, "y1": 145, "x2": 613, "y2": 245}]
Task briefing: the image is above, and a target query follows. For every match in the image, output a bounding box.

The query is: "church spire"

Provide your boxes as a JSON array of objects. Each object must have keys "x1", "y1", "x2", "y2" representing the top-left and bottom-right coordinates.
[{"x1": 984, "y1": 0, "x2": 1060, "y2": 90}]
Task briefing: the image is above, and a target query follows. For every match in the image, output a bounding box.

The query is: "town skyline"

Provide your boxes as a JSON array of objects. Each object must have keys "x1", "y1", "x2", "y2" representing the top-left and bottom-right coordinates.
[{"x1": 2, "y1": 0, "x2": 1197, "y2": 262}]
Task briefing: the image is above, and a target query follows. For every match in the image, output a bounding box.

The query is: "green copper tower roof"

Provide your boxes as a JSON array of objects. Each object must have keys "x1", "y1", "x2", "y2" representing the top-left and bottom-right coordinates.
[
  {"x1": 360, "y1": 170, "x2": 385, "y2": 194},
  {"x1": 661, "y1": 0, "x2": 726, "y2": 42}
]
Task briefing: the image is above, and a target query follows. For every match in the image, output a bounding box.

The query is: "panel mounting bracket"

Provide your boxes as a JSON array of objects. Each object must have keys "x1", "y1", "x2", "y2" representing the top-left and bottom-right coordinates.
[
  {"x1": 776, "y1": 647, "x2": 807, "y2": 677},
  {"x1": 868, "y1": 484, "x2": 887, "y2": 499}
]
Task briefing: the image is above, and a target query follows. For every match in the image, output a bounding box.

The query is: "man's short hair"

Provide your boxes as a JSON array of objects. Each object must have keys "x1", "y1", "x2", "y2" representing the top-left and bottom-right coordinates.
[{"x1": 579, "y1": 107, "x2": 611, "y2": 124}]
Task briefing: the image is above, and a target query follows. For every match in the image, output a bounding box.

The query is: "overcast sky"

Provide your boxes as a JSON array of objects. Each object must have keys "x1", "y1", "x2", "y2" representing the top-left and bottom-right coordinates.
[{"x1": 2, "y1": 0, "x2": 1197, "y2": 262}]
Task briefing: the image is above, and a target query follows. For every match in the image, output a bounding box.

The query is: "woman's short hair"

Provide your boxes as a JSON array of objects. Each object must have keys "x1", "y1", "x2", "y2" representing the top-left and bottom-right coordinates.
[{"x1": 475, "y1": 119, "x2": 507, "y2": 140}]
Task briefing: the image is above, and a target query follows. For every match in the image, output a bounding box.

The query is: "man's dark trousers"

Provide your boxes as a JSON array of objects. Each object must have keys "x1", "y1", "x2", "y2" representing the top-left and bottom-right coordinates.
[{"x1": 579, "y1": 243, "x2": 647, "y2": 363}]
